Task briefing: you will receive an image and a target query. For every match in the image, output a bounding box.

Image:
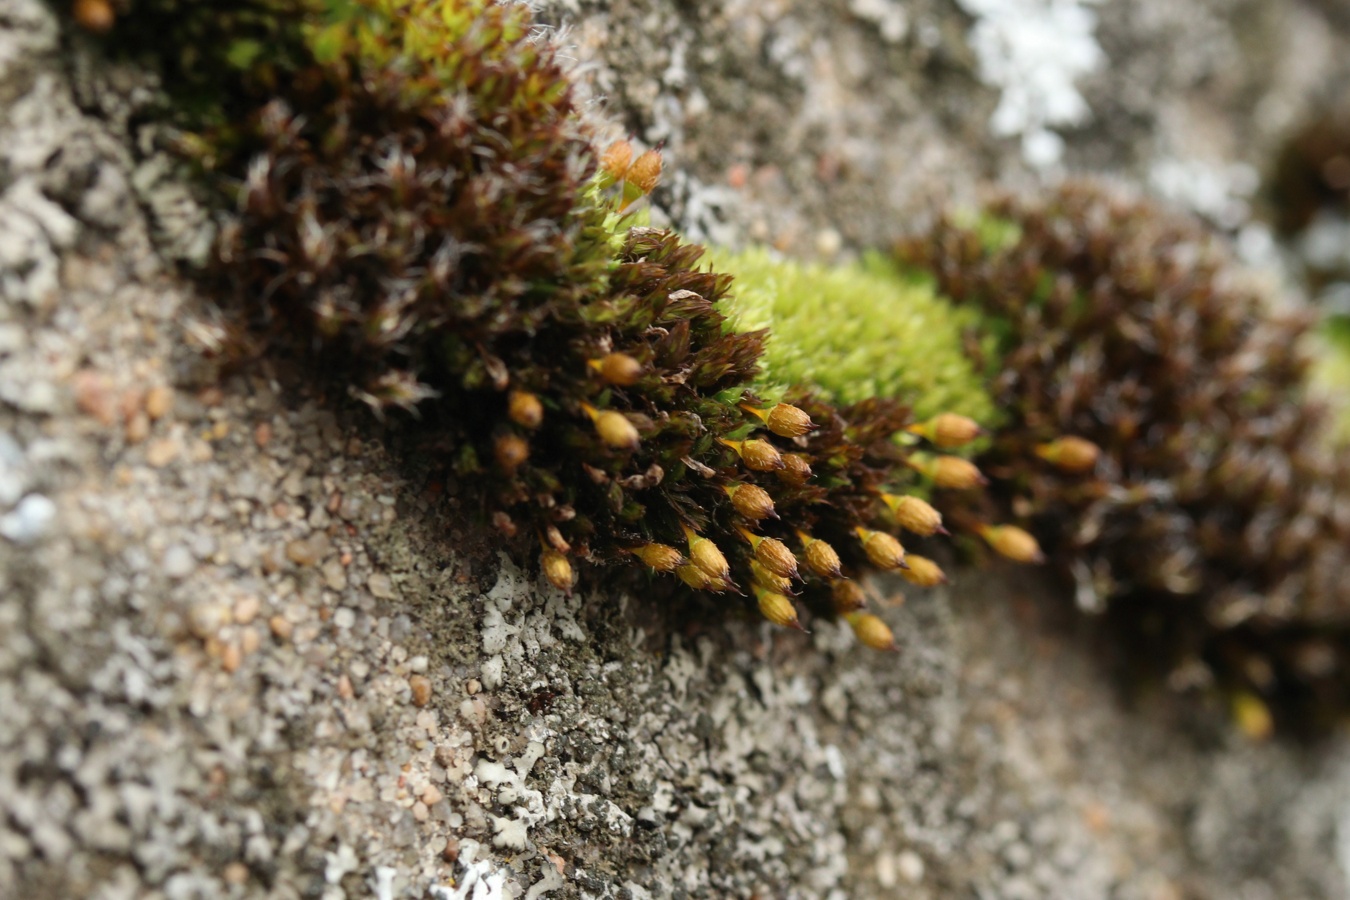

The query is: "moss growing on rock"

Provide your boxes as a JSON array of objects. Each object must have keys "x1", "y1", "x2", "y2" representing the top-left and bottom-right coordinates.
[
  {"x1": 898, "y1": 181, "x2": 1350, "y2": 725},
  {"x1": 711, "y1": 247, "x2": 999, "y2": 423},
  {"x1": 97, "y1": 0, "x2": 1013, "y2": 642}
]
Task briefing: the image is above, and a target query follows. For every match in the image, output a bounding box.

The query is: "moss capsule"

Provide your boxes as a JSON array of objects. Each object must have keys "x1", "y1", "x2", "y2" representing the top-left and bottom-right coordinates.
[
  {"x1": 629, "y1": 543, "x2": 685, "y2": 572},
  {"x1": 977, "y1": 524, "x2": 1045, "y2": 564},
  {"x1": 908, "y1": 412, "x2": 983, "y2": 447},
  {"x1": 899, "y1": 554, "x2": 946, "y2": 587},
  {"x1": 493, "y1": 433, "x2": 529, "y2": 473},
  {"x1": 541, "y1": 549, "x2": 574, "y2": 594},
  {"x1": 1034, "y1": 436, "x2": 1101, "y2": 473},
  {"x1": 755, "y1": 586, "x2": 805, "y2": 631},
  {"x1": 627, "y1": 148, "x2": 663, "y2": 194},
  {"x1": 831, "y1": 579, "x2": 867, "y2": 613},
  {"x1": 846, "y1": 612, "x2": 897, "y2": 651},
  {"x1": 766, "y1": 403, "x2": 815, "y2": 437},
  {"x1": 583, "y1": 403, "x2": 640, "y2": 450},
  {"x1": 909, "y1": 453, "x2": 987, "y2": 490},
  {"x1": 507, "y1": 390, "x2": 544, "y2": 429},
  {"x1": 590, "y1": 352, "x2": 643, "y2": 386},
  {"x1": 798, "y1": 532, "x2": 843, "y2": 578},
  {"x1": 778, "y1": 453, "x2": 813, "y2": 485},
  {"x1": 856, "y1": 527, "x2": 906, "y2": 570},
  {"x1": 726, "y1": 483, "x2": 777, "y2": 521},
  {"x1": 882, "y1": 494, "x2": 946, "y2": 536}
]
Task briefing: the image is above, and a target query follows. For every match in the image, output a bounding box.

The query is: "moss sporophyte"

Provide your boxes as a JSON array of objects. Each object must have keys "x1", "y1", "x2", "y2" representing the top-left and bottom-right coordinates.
[{"x1": 91, "y1": 0, "x2": 1350, "y2": 729}]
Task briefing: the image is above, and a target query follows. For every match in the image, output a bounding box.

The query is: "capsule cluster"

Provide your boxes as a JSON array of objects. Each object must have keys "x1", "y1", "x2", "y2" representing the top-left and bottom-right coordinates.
[
  {"x1": 103, "y1": 0, "x2": 1048, "y2": 649},
  {"x1": 898, "y1": 181, "x2": 1350, "y2": 724}
]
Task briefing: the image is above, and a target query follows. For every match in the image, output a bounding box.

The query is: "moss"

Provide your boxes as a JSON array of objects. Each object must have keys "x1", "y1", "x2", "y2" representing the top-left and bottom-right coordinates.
[
  {"x1": 79, "y1": 0, "x2": 1350, "y2": 728},
  {"x1": 92, "y1": 0, "x2": 1007, "y2": 650},
  {"x1": 897, "y1": 181, "x2": 1350, "y2": 728},
  {"x1": 1313, "y1": 317, "x2": 1350, "y2": 445},
  {"x1": 711, "y1": 247, "x2": 1000, "y2": 424}
]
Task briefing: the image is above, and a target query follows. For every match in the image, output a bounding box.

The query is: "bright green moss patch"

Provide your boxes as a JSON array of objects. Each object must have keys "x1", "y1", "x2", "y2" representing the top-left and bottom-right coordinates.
[
  {"x1": 710, "y1": 247, "x2": 1000, "y2": 424},
  {"x1": 1313, "y1": 317, "x2": 1350, "y2": 445}
]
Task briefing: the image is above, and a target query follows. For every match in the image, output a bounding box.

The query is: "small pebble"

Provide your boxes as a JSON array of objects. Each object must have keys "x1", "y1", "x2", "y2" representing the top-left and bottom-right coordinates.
[
  {"x1": 239, "y1": 627, "x2": 262, "y2": 656},
  {"x1": 254, "y1": 421, "x2": 273, "y2": 448},
  {"x1": 233, "y1": 595, "x2": 261, "y2": 625},
  {"x1": 0, "y1": 494, "x2": 57, "y2": 544},
  {"x1": 412, "y1": 801, "x2": 429, "y2": 822},
  {"x1": 145, "y1": 437, "x2": 180, "y2": 468},
  {"x1": 187, "y1": 600, "x2": 230, "y2": 639},
  {"x1": 162, "y1": 544, "x2": 195, "y2": 579},
  {"x1": 268, "y1": 615, "x2": 293, "y2": 641},
  {"x1": 409, "y1": 675, "x2": 433, "y2": 707},
  {"x1": 221, "y1": 642, "x2": 242, "y2": 673},
  {"x1": 72, "y1": 369, "x2": 117, "y2": 425},
  {"x1": 332, "y1": 607, "x2": 356, "y2": 629},
  {"x1": 421, "y1": 784, "x2": 443, "y2": 806},
  {"x1": 145, "y1": 385, "x2": 173, "y2": 420},
  {"x1": 367, "y1": 572, "x2": 395, "y2": 599},
  {"x1": 465, "y1": 678, "x2": 481, "y2": 695},
  {"x1": 124, "y1": 412, "x2": 150, "y2": 444},
  {"x1": 337, "y1": 675, "x2": 354, "y2": 700},
  {"x1": 322, "y1": 558, "x2": 347, "y2": 591},
  {"x1": 222, "y1": 862, "x2": 249, "y2": 886},
  {"x1": 118, "y1": 388, "x2": 144, "y2": 423},
  {"x1": 897, "y1": 850, "x2": 925, "y2": 884},
  {"x1": 442, "y1": 837, "x2": 460, "y2": 862},
  {"x1": 285, "y1": 536, "x2": 323, "y2": 566}
]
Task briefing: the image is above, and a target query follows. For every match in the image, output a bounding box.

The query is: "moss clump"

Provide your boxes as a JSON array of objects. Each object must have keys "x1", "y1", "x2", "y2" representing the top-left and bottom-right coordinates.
[
  {"x1": 95, "y1": 0, "x2": 1021, "y2": 646},
  {"x1": 898, "y1": 181, "x2": 1350, "y2": 725},
  {"x1": 711, "y1": 247, "x2": 999, "y2": 424}
]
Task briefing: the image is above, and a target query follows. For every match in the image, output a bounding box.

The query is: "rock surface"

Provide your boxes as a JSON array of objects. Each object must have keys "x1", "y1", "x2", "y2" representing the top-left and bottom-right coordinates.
[{"x1": 3, "y1": 1, "x2": 1350, "y2": 898}]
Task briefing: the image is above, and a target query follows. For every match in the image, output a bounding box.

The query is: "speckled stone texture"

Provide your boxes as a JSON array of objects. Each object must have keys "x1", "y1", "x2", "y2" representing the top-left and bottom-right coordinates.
[{"x1": 3, "y1": 1, "x2": 1350, "y2": 898}]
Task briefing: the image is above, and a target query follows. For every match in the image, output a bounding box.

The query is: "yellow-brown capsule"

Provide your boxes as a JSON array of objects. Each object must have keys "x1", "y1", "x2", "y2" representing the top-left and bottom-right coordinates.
[
  {"x1": 734, "y1": 525, "x2": 799, "y2": 580},
  {"x1": 1231, "y1": 691, "x2": 1274, "y2": 741},
  {"x1": 755, "y1": 587, "x2": 804, "y2": 631},
  {"x1": 778, "y1": 453, "x2": 813, "y2": 485},
  {"x1": 683, "y1": 525, "x2": 731, "y2": 585},
  {"x1": 600, "y1": 139, "x2": 634, "y2": 180},
  {"x1": 909, "y1": 454, "x2": 987, "y2": 490},
  {"x1": 73, "y1": 0, "x2": 115, "y2": 32},
  {"x1": 907, "y1": 412, "x2": 983, "y2": 448},
  {"x1": 899, "y1": 554, "x2": 947, "y2": 587},
  {"x1": 629, "y1": 543, "x2": 685, "y2": 572},
  {"x1": 493, "y1": 433, "x2": 529, "y2": 473},
  {"x1": 507, "y1": 390, "x2": 543, "y2": 429},
  {"x1": 627, "y1": 148, "x2": 663, "y2": 194},
  {"x1": 882, "y1": 494, "x2": 946, "y2": 536},
  {"x1": 749, "y1": 559, "x2": 793, "y2": 595},
  {"x1": 1034, "y1": 436, "x2": 1101, "y2": 473},
  {"x1": 977, "y1": 524, "x2": 1045, "y2": 564},
  {"x1": 675, "y1": 563, "x2": 716, "y2": 591},
  {"x1": 583, "y1": 403, "x2": 640, "y2": 450},
  {"x1": 831, "y1": 579, "x2": 867, "y2": 613},
  {"x1": 721, "y1": 438, "x2": 784, "y2": 472},
  {"x1": 856, "y1": 527, "x2": 906, "y2": 570},
  {"x1": 590, "y1": 352, "x2": 644, "y2": 386},
  {"x1": 797, "y1": 532, "x2": 843, "y2": 578},
  {"x1": 846, "y1": 612, "x2": 897, "y2": 651},
  {"x1": 726, "y1": 483, "x2": 777, "y2": 521},
  {"x1": 765, "y1": 404, "x2": 815, "y2": 438},
  {"x1": 541, "y1": 550, "x2": 574, "y2": 594}
]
